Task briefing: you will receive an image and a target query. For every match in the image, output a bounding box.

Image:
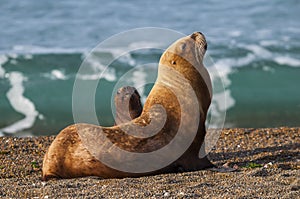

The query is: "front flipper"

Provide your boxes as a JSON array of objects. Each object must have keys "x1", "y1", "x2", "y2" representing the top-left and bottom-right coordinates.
[{"x1": 114, "y1": 86, "x2": 143, "y2": 125}]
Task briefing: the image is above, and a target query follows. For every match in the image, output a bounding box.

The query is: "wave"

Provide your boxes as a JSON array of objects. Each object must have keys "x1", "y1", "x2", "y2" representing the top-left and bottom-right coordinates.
[
  {"x1": 43, "y1": 69, "x2": 69, "y2": 80},
  {"x1": 0, "y1": 55, "x2": 8, "y2": 78},
  {"x1": 8, "y1": 45, "x2": 88, "y2": 55},
  {"x1": 242, "y1": 44, "x2": 272, "y2": 58},
  {"x1": 0, "y1": 72, "x2": 41, "y2": 135},
  {"x1": 274, "y1": 56, "x2": 300, "y2": 67},
  {"x1": 1, "y1": 41, "x2": 300, "y2": 135},
  {"x1": 76, "y1": 43, "x2": 161, "y2": 81},
  {"x1": 79, "y1": 53, "x2": 117, "y2": 81}
]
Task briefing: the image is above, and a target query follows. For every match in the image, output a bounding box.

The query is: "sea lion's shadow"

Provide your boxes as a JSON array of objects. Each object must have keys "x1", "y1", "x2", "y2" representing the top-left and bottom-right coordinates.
[{"x1": 209, "y1": 143, "x2": 299, "y2": 167}]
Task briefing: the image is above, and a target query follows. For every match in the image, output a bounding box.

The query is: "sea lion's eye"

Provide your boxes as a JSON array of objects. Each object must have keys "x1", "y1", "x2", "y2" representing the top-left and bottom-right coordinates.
[{"x1": 181, "y1": 43, "x2": 186, "y2": 50}]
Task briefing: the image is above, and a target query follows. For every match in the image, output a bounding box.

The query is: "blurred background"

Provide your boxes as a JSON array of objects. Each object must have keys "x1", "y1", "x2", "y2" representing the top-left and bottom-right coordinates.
[{"x1": 0, "y1": 0, "x2": 299, "y2": 136}]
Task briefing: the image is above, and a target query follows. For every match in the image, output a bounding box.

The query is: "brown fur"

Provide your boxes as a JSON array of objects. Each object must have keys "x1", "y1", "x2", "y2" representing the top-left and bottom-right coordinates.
[
  {"x1": 114, "y1": 86, "x2": 142, "y2": 125},
  {"x1": 42, "y1": 32, "x2": 213, "y2": 180}
]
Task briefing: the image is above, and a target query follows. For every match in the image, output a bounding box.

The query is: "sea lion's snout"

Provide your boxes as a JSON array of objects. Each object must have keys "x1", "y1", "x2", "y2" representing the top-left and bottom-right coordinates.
[
  {"x1": 190, "y1": 31, "x2": 204, "y2": 38},
  {"x1": 190, "y1": 32, "x2": 206, "y2": 41},
  {"x1": 189, "y1": 32, "x2": 208, "y2": 59}
]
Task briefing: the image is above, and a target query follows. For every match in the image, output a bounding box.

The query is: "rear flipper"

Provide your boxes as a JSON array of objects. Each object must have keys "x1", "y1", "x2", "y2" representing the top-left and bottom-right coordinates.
[
  {"x1": 114, "y1": 86, "x2": 143, "y2": 124},
  {"x1": 175, "y1": 154, "x2": 215, "y2": 173}
]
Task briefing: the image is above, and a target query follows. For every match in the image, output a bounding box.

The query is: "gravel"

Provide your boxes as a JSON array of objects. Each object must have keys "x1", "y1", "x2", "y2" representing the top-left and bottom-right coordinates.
[{"x1": 0, "y1": 128, "x2": 299, "y2": 198}]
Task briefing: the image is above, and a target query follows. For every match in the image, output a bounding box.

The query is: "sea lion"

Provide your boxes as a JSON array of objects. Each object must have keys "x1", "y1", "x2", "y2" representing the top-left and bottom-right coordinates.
[
  {"x1": 42, "y1": 32, "x2": 213, "y2": 180},
  {"x1": 114, "y1": 86, "x2": 143, "y2": 125}
]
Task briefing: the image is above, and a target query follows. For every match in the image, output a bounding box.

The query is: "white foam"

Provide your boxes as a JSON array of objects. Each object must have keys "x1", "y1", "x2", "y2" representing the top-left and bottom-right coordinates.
[
  {"x1": 8, "y1": 53, "x2": 18, "y2": 59},
  {"x1": 243, "y1": 44, "x2": 272, "y2": 59},
  {"x1": 77, "y1": 70, "x2": 116, "y2": 81},
  {"x1": 228, "y1": 30, "x2": 242, "y2": 37},
  {"x1": 209, "y1": 59, "x2": 232, "y2": 87},
  {"x1": 43, "y1": 69, "x2": 69, "y2": 80},
  {"x1": 255, "y1": 29, "x2": 272, "y2": 38},
  {"x1": 209, "y1": 53, "x2": 255, "y2": 89},
  {"x1": 117, "y1": 52, "x2": 136, "y2": 66},
  {"x1": 274, "y1": 56, "x2": 300, "y2": 67},
  {"x1": 207, "y1": 66, "x2": 236, "y2": 121},
  {"x1": 50, "y1": 69, "x2": 67, "y2": 80},
  {"x1": 259, "y1": 40, "x2": 278, "y2": 47},
  {"x1": 209, "y1": 53, "x2": 256, "y2": 84},
  {"x1": 204, "y1": 46, "x2": 259, "y2": 126},
  {"x1": 92, "y1": 42, "x2": 157, "y2": 67},
  {"x1": 207, "y1": 89, "x2": 236, "y2": 129},
  {"x1": 214, "y1": 90, "x2": 235, "y2": 111},
  {"x1": 262, "y1": 66, "x2": 275, "y2": 72},
  {"x1": 0, "y1": 55, "x2": 8, "y2": 78},
  {"x1": 23, "y1": 54, "x2": 33, "y2": 60},
  {"x1": 9, "y1": 45, "x2": 88, "y2": 55},
  {"x1": 107, "y1": 48, "x2": 136, "y2": 66},
  {"x1": 238, "y1": 43, "x2": 300, "y2": 68},
  {"x1": 287, "y1": 27, "x2": 300, "y2": 33},
  {"x1": 10, "y1": 59, "x2": 18, "y2": 65},
  {"x1": 282, "y1": 36, "x2": 290, "y2": 42},
  {"x1": 38, "y1": 114, "x2": 45, "y2": 120},
  {"x1": 205, "y1": 55, "x2": 236, "y2": 129},
  {"x1": 0, "y1": 72, "x2": 39, "y2": 134},
  {"x1": 128, "y1": 41, "x2": 163, "y2": 49},
  {"x1": 78, "y1": 40, "x2": 165, "y2": 83},
  {"x1": 79, "y1": 52, "x2": 117, "y2": 82},
  {"x1": 0, "y1": 55, "x2": 8, "y2": 64}
]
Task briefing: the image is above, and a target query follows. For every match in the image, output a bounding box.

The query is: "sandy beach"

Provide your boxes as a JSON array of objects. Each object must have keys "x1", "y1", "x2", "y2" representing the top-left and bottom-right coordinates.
[{"x1": 0, "y1": 127, "x2": 299, "y2": 198}]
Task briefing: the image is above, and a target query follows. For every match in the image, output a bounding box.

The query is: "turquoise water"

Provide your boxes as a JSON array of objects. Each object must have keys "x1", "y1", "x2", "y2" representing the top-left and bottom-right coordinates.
[{"x1": 0, "y1": 0, "x2": 300, "y2": 136}]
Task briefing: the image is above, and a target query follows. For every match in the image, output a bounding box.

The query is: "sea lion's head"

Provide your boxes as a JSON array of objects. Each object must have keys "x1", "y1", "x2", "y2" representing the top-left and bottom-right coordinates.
[
  {"x1": 160, "y1": 32, "x2": 207, "y2": 71},
  {"x1": 158, "y1": 32, "x2": 212, "y2": 99}
]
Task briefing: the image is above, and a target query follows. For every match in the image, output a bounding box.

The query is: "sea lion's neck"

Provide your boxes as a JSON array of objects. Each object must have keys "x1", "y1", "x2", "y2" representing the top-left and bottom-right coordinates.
[
  {"x1": 155, "y1": 64, "x2": 211, "y2": 117},
  {"x1": 156, "y1": 65, "x2": 192, "y2": 93}
]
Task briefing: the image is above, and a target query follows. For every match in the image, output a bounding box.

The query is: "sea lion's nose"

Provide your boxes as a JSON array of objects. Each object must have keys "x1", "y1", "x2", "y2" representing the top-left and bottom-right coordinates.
[{"x1": 190, "y1": 32, "x2": 204, "y2": 40}]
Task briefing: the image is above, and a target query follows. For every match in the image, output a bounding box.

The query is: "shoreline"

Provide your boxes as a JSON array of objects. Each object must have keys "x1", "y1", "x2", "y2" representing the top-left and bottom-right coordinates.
[{"x1": 0, "y1": 127, "x2": 299, "y2": 198}]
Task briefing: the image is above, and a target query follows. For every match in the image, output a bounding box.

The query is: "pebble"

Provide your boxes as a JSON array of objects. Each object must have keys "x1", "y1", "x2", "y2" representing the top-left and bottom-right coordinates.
[
  {"x1": 264, "y1": 162, "x2": 273, "y2": 168},
  {"x1": 178, "y1": 191, "x2": 185, "y2": 195},
  {"x1": 0, "y1": 128, "x2": 298, "y2": 198},
  {"x1": 164, "y1": 191, "x2": 170, "y2": 197}
]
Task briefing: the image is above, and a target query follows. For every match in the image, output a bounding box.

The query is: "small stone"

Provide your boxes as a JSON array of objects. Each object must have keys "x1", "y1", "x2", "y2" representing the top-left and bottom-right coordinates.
[
  {"x1": 264, "y1": 162, "x2": 273, "y2": 168},
  {"x1": 164, "y1": 192, "x2": 170, "y2": 197},
  {"x1": 291, "y1": 185, "x2": 299, "y2": 191}
]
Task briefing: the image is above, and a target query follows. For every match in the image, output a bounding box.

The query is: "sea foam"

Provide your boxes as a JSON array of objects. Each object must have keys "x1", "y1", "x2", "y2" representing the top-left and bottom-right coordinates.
[
  {"x1": 0, "y1": 55, "x2": 8, "y2": 78},
  {"x1": 10, "y1": 45, "x2": 87, "y2": 55},
  {"x1": 274, "y1": 56, "x2": 300, "y2": 67},
  {"x1": 0, "y1": 72, "x2": 39, "y2": 135},
  {"x1": 50, "y1": 69, "x2": 68, "y2": 80}
]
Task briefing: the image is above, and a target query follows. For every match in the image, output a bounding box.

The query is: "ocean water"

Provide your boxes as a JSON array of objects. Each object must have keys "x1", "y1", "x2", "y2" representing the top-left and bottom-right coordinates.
[{"x1": 0, "y1": 0, "x2": 300, "y2": 136}]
